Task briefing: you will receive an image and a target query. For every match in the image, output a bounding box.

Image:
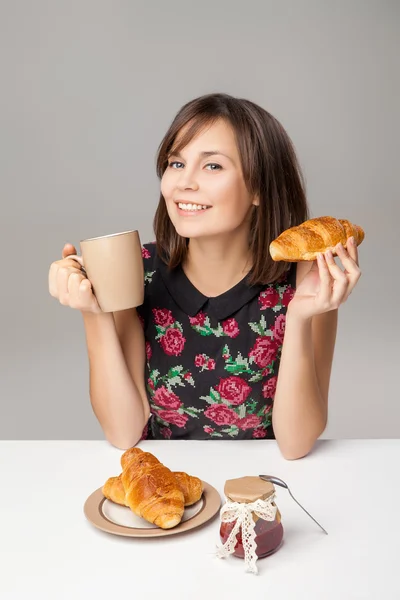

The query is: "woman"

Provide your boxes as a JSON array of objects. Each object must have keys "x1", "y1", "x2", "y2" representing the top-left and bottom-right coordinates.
[{"x1": 48, "y1": 93, "x2": 361, "y2": 458}]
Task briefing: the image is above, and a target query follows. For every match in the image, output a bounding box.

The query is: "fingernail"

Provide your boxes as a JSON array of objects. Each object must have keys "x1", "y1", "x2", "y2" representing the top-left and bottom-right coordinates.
[
  {"x1": 326, "y1": 250, "x2": 333, "y2": 260},
  {"x1": 350, "y1": 236, "x2": 355, "y2": 245}
]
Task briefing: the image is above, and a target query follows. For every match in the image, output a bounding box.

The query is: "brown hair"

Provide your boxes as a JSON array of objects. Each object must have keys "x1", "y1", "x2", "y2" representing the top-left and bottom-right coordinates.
[{"x1": 153, "y1": 93, "x2": 309, "y2": 285}]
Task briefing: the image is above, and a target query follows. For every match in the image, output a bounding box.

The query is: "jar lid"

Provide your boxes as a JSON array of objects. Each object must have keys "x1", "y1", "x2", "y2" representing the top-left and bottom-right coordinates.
[{"x1": 224, "y1": 476, "x2": 275, "y2": 503}]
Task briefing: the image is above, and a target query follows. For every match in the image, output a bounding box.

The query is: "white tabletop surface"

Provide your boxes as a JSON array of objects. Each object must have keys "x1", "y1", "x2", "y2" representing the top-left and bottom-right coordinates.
[{"x1": 1, "y1": 439, "x2": 399, "y2": 600}]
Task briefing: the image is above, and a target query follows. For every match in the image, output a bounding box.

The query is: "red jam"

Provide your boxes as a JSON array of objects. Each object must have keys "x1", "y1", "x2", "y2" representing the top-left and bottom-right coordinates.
[{"x1": 220, "y1": 515, "x2": 284, "y2": 559}]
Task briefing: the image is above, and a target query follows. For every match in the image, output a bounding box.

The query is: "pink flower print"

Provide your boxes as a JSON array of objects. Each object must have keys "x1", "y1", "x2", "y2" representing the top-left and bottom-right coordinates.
[
  {"x1": 141, "y1": 247, "x2": 151, "y2": 259},
  {"x1": 195, "y1": 354, "x2": 206, "y2": 367},
  {"x1": 160, "y1": 427, "x2": 172, "y2": 439},
  {"x1": 152, "y1": 308, "x2": 174, "y2": 327},
  {"x1": 222, "y1": 318, "x2": 240, "y2": 338},
  {"x1": 282, "y1": 286, "x2": 295, "y2": 307},
  {"x1": 272, "y1": 314, "x2": 286, "y2": 344},
  {"x1": 147, "y1": 378, "x2": 155, "y2": 390},
  {"x1": 258, "y1": 288, "x2": 280, "y2": 310},
  {"x1": 262, "y1": 376, "x2": 278, "y2": 399},
  {"x1": 157, "y1": 410, "x2": 188, "y2": 428},
  {"x1": 207, "y1": 358, "x2": 216, "y2": 370},
  {"x1": 153, "y1": 386, "x2": 182, "y2": 409},
  {"x1": 184, "y1": 372, "x2": 192, "y2": 380},
  {"x1": 252, "y1": 427, "x2": 267, "y2": 438},
  {"x1": 237, "y1": 415, "x2": 262, "y2": 430},
  {"x1": 204, "y1": 405, "x2": 239, "y2": 426},
  {"x1": 204, "y1": 426, "x2": 214, "y2": 434},
  {"x1": 189, "y1": 312, "x2": 207, "y2": 327},
  {"x1": 249, "y1": 337, "x2": 279, "y2": 368},
  {"x1": 160, "y1": 328, "x2": 186, "y2": 356},
  {"x1": 216, "y1": 376, "x2": 252, "y2": 406},
  {"x1": 145, "y1": 341, "x2": 152, "y2": 361}
]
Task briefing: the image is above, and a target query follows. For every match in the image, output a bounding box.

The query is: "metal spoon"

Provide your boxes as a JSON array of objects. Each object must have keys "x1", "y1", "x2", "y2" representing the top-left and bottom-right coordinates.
[{"x1": 259, "y1": 474, "x2": 328, "y2": 535}]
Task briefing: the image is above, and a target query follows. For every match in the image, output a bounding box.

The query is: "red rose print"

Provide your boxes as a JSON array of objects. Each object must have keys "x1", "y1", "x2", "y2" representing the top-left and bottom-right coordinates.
[
  {"x1": 204, "y1": 405, "x2": 238, "y2": 426},
  {"x1": 139, "y1": 422, "x2": 148, "y2": 440},
  {"x1": 160, "y1": 427, "x2": 172, "y2": 439},
  {"x1": 216, "y1": 376, "x2": 252, "y2": 406},
  {"x1": 195, "y1": 354, "x2": 206, "y2": 367},
  {"x1": 258, "y1": 288, "x2": 280, "y2": 310},
  {"x1": 237, "y1": 415, "x2": 262, "y2": 430},
  {"x1": 272, "y1": 314, "x2": 286, "y2": 344},
  {"x1": 249, "y1": 337, "x2": 278, "y2": 368},
  {"x1": 204, "y1": 426, "x2": 214, "y2": 434},
  {"x1": 184, "y1": 372, "x2": 192, "y2": 380},
  {"x1": 153, "y1": 386, "x2": 182, "y2": 409},
  {"x1": 207, "y1": 359, "x2": 216, "y2": 370},
  {"x1": 141, "y1": 247, "x2": 151, "y2": 259},
  {"x1": 189, "y1": 312, "x2": 206, "y2": 327},
  {"x1": 160, "y1": 328, "x2": 186, "y2": 356},
  {"x1": 152, "y1": 308, "x2": 174, "y2": 327},
  {"x1": 252, "y1": 428, "x2": 267, "y2": 438},
  {"x1": 282, "y1": 286, "x2": 295, "y2": 307},
  {"x1": 147, "y1": 378, "x2": 154, "y2": 390},
  {"x1": 157, "y1": 410, "x2": 188, "y2": 428},
  {"x1": 145, "y1": 341, "x2": 152, "y2": 361},
  {"x1": 262, "y1": 376, "x2": 278, "y2": 399},
  {"x1": 222, "y1": 318, "x2": 240, "y2": 338}
]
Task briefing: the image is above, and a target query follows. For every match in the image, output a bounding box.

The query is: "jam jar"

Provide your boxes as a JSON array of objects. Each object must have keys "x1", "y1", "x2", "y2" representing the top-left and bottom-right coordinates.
[{"x1": 219, "y1": 476, "x2": 284, "y2": 560}]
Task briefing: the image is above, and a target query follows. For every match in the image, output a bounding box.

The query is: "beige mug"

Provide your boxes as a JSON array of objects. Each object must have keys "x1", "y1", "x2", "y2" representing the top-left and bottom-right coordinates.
[{"x1": 67, "y1": 230, "x2": 144, "y2": 312}]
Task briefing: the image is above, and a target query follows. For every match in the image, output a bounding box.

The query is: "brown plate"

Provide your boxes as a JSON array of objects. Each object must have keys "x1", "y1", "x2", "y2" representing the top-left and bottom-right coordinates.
[{"x1": 83, "y1": 480, "x2": 221, "y2": 538}]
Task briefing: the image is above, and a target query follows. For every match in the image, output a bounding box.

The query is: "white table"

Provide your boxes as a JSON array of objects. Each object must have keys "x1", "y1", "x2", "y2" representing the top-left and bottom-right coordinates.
[{"x1": 1, "y1": 439, "x2": 399, "y2": 599}]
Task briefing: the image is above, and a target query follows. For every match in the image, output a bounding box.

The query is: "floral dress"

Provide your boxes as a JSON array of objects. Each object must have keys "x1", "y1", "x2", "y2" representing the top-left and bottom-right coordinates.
[{"x1": 136, "y1": 243, "x2": 296, "y2": 440}]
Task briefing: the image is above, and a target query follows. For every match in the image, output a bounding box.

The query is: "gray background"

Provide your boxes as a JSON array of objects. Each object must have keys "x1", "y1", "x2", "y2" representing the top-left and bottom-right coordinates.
[{"x1": 1, "y1": 0, "x2": 398, "y2": 440}]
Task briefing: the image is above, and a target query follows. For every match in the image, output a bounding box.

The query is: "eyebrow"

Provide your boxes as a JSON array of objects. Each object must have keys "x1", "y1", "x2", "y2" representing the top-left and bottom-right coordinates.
[{"x1": 169, "y1": 150, "x2": 234, "y2": 163}]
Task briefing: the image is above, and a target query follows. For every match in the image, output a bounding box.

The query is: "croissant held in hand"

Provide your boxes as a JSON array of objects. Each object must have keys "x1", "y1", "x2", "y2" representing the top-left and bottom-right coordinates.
[
  {"x1": 120, "y1": 447, "x2": 185, "y2": 529},
  {"x1": 269, "y1": 216, "x2": 365, "y2": 262}
]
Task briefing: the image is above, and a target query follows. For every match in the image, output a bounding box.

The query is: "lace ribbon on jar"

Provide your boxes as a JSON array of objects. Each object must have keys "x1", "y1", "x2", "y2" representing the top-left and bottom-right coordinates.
[{"x1": 216, "y1": 496, "x2": 277, "y2": 574}]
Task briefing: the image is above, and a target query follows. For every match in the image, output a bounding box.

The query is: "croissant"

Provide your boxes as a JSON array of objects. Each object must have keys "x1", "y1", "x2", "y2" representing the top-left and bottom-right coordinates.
[
  {"x1": 120, "y1": 447, "x2": 185, "y2": 529},
  {"x1": 269, "y1": 216, "x2": 365, "y2": 262},
  {"x1": 103, "y1": 470, "x2": 203, "y2": 507}
]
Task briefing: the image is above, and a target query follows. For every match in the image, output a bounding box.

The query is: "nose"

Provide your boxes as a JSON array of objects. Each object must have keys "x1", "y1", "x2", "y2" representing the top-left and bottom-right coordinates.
[{"x1": 176, "y1": 167, "x2": 199, "y2": 192}]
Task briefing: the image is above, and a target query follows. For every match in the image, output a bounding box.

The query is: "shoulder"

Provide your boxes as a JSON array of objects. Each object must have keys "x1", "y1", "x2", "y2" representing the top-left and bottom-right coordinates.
[{"x1": 141, "y1": 241, "x2": 157, "y2": 262}]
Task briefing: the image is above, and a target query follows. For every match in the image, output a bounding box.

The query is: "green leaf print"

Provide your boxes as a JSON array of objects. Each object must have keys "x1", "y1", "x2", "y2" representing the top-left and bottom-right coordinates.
[
  {"x1": 246, "y1": 399, "x2": 258, "y2": 414},
  {"x1": 168, "y1": 366, "x2": 184, "y2": 377},
  {"x1": 144, "y1": 270, "x2": 155, "y2": 284},
  {"x1": 248, "y1": 322, "x2": 265, "y2": 336},
  {"x1": 192, "y1": 325, "x2": 214, "y2": 336},
  {"x1": 222, "y1": 344, "x2": 230, "y2": 358},
  {"x1": 209, "y1": 387, "x2": 221, "y2": 402},
  {"x1": 220, "y1": 425, "x2": 239, "y2": 437},
  {"x1": 149, "y1": 369, "x2": 160, "y2": 384},
  {"x1": 184, "y1": 406, "x2": 202, "y2": 417},
  {"x1": 167, "y1": 376, "x2": 184, "y2": 389},
  {"x1": 248, "y1": 371, "x2": 264, "y2": 383},
  {"x1": 155, "y1": 325, "x2": 166, "y2": 338},
  {"x1": 210, "y1": 431, "x2": 224, "y2": 438},
  {"x1": 237, "y1": 404, "x2": 247, "y2": 419}
]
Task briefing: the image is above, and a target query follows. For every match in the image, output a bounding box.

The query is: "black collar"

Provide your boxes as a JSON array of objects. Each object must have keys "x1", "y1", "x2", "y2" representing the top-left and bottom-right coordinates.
[{"x1": 156, "y1": 254, "x2": 265, "y2": 321}]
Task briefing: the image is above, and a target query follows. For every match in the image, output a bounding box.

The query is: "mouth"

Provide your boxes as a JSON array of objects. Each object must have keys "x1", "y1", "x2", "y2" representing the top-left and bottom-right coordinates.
[{"x1": 176, "y1": 201, "x2": 211, "y2": 214}]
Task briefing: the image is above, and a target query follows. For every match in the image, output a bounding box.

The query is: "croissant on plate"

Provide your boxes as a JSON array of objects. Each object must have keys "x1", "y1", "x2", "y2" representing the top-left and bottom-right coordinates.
[
  {"x1": 103, "y1": 470, "x2": 203, "y2": 508},
  {"x1": 269, "y1": 216, "x2": 365, "y2": 262},
  {"x1": 103, "y1": 447, "x2": 203, "y2": 529}
]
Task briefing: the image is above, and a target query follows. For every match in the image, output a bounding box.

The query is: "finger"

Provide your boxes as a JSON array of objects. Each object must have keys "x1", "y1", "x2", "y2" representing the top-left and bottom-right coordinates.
[
  {"x1": 325, "y1": 250, "x2": 348, "y2": 306},
  {"x1": 336, "y1": 241, "x2": 360, "y2": 275},
  {"x1": 56, "y1": 267, "x2": 72, "y2": 305},
  {"x1": 316, "y1": 253, "x2": 332, "y2": 307},
  {"x1": 346, "y1": 236, "x2": 359, "y2": 266},
  {"x1": 62, "y1": 243, "x2": 78, "y2": 259}
]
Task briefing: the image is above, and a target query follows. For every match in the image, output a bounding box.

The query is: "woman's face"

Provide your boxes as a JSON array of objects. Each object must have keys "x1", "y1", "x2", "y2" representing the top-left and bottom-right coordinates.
[{"x1": 161, "y1": 119, "x2": 258, "y2": 240}]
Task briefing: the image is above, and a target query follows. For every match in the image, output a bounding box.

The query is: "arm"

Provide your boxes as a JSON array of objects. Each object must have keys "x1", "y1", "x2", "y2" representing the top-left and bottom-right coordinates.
[
  {"x1": 272, "y1": 238, "x2": 361, "y2": 460},
  {"x1": 83, "y1": 309, "x2": 149, "y2": 450},
  {"x1": 272, "y1": 308, "x2": 337, "y2": 460}
]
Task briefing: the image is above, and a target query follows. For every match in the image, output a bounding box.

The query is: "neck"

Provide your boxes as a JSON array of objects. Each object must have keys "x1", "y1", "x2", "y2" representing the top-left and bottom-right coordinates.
[{"x1": 183, "y1": 228, "x2": 252, "y2": 298}]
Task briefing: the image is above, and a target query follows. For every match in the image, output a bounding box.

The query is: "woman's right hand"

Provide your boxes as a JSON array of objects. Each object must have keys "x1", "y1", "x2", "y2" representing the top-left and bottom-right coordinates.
[{"x1": 48, "y1": 243, "x2": 102, "y2": 314}]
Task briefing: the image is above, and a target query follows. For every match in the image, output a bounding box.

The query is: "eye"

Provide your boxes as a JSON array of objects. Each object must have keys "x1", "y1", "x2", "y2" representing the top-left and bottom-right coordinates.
[
  {"x1": 168, "y1": 161, "x2": 184, "y2": 169},
  {"x1": 205, "y1": 163, "x2": 222, "y2": 171}
]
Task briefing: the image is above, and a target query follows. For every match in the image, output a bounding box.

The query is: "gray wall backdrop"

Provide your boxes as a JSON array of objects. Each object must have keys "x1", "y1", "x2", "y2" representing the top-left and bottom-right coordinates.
[{"x1": 1, "y1": 1, "x2": 399, "y2": 440}]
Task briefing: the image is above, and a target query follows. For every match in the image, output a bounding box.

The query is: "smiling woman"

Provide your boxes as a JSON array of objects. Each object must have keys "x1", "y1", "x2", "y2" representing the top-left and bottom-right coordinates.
[{"x1": 49, "y1": 92, "x2": 362, "y2": 458}]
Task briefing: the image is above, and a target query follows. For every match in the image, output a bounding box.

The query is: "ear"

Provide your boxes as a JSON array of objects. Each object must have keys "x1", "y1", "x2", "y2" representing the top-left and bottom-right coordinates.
[{"x1": 252, "y1": 194, "x2": 260, "y2": 207}]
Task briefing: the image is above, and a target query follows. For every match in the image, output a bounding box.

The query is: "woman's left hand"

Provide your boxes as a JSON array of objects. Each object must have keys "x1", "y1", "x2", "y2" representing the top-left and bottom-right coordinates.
[{"x1": 288, "y1": 236, "x2": 362, "y2": 320}]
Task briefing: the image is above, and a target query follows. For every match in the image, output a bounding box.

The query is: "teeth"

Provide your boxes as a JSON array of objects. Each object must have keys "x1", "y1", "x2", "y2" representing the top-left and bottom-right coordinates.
[{"x1": 178, "y1": 203, "x2": 209, "y2": 211}]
